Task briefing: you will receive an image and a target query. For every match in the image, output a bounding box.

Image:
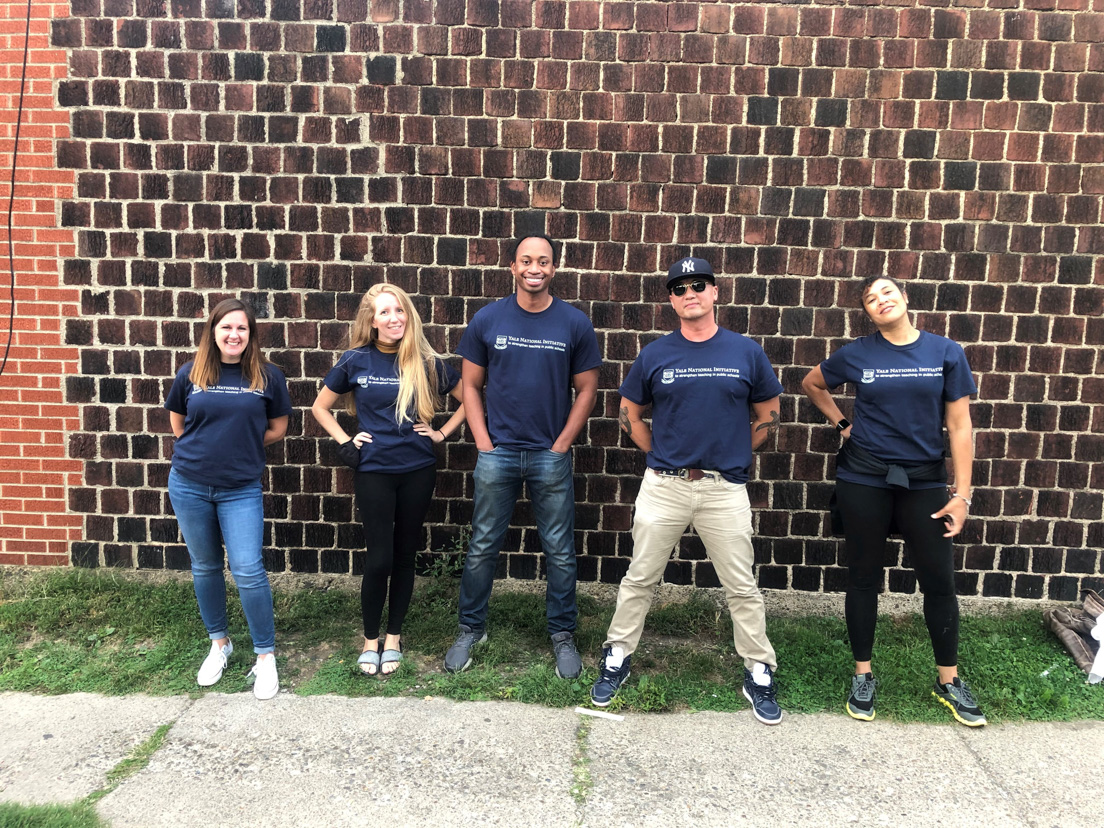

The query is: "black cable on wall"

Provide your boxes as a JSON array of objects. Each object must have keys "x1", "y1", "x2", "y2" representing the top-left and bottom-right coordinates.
[{"x1": 0, "y1": 0, "x2": 34, "y2": 379}]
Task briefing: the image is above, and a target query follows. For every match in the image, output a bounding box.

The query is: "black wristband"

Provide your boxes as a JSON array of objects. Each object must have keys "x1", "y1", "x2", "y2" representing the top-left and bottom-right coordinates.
[
  {"x1": 337, "y1": 440, "x2": 361, "y2": 469},
  {"x1": 835, "y1": 418, "x2": 851, "y2": 432}
]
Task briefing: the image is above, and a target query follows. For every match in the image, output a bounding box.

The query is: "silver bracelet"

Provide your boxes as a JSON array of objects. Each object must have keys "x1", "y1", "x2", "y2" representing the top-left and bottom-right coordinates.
[{"x1": 951, "y1": 493, "x2": 972, "y2": 508}]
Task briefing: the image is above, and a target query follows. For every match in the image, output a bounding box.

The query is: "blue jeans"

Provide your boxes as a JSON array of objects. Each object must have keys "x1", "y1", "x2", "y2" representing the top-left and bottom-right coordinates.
[
  {"x1": 458, "y1": 448, "x2": 577, "y2": 635},
  {"x1": 168, "y1": 468, "x2": 276, "y2": 654}
]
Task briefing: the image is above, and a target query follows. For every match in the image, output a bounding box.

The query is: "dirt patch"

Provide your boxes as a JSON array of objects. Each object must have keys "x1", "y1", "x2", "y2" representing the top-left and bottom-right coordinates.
[{"x1": 278, "y1": 639, "x2": 341, "y2": 686}]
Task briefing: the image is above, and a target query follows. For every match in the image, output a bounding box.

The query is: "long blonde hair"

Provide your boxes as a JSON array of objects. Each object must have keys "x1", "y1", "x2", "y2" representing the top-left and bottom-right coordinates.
[
  {"x1": 189, "y1": 298, "x2": 270, "y2": 393},
  {"x1": 348, "y1": 284, "x2": 443, "y2": 423}
]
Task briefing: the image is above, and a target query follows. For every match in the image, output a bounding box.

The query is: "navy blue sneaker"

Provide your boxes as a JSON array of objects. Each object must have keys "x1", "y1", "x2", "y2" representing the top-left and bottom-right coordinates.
[
  {"x1": 590, "y1": 647, "x2": 631, "y2": 708},
  {"x1": 742, "y1": 663, "x2": 782, "y2": 725}
]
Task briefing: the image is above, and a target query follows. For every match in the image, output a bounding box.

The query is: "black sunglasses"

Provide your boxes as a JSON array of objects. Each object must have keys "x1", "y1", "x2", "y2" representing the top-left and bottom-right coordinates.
[{"x1": 669, "y1": 279, "x2": 710, "y2": 297}]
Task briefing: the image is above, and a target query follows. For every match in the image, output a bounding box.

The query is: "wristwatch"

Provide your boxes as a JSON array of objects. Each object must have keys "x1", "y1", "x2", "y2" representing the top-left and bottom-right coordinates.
[{"x1": 835, "y1": 418, "x2": 851, "y2": 432}]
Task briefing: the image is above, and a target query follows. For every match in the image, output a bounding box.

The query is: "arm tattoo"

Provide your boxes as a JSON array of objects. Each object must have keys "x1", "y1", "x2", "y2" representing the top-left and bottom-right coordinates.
[
  {"x1": 754, "y1": 409, "x2": 780, "y2": 435},
  {"x1": 618, "y1": 406, "x2": 632, "y2": 436}
]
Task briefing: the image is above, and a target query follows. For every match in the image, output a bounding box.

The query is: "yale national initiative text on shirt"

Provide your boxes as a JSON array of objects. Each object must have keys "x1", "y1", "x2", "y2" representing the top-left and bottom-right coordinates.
[
  {"x1": 493, "y1": 334, "x2": 568, "y2": 353},
  {"x1": 189, "y1": 383, "x2": 265, "y2": 397},
  {"x1": 660, "y1": 366, "x2": 742, "y2": 384},
  {"x1": 859, "y1": 366, "x2": 944, "y2": 384},
  {"x1": 356, "y1": 373, "x2": 399, "y2": 388}
]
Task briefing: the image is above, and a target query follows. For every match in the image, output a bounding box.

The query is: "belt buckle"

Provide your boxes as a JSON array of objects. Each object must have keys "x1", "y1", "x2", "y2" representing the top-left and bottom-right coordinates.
[{"x1": 677, "y1": 468, "x2": 690, "y2": 479}]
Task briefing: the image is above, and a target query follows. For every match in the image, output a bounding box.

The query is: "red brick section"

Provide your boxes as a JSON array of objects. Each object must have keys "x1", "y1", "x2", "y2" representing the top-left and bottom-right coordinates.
[
  {"x1": 0, "y1": 0, "x2": 81, "y2": 566},
  {"x1": 36, "y1": 0, "x2": 1104, "y2": 600}
]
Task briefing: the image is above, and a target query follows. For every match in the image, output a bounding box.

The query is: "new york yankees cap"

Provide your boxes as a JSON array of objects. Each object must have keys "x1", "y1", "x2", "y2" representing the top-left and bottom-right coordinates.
[{"x1": 665, "y1": 256, "x2": 716, "y2": 290}]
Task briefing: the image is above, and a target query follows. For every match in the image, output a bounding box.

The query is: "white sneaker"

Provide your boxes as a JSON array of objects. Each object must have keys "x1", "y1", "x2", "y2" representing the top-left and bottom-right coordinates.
[
  {"x1": 250, "y1": 655, "x2": 279, "y2": 700},
  {"x1": 197, "y1": 640, "x2": 233, "y2": 687}
]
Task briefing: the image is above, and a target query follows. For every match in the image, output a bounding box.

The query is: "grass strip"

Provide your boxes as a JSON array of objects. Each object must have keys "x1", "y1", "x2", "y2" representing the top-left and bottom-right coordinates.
[
  {"x1": 0, "y1": 803, "x2": 104, "y2": 828},
  {"x1": 570, "y1": 717, "x2": 593, "y2": 816},
  {"x1": 2, "y1": 569, "x2": 1101, "y2": 724},
  {"x1": 93, "y1": 722, "x2": 174, "y2": 800},
  {"x1": 0, "y1": 718, "x2": 175, "y2": 828}
]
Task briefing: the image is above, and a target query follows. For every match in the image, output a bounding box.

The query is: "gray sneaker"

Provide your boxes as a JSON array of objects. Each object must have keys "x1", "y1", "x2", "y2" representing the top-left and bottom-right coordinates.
[
  {"x1": 846, "y1": 672, "x2": 876, "y2": 721},
  {"x1": 444, "y1": 624, "x2": 486, "y2": 673},
  {"x1": 932, "y1": 677, "x2": 987, "y2": 727},
  {"x1": 551, "y1": 631, "x2": 582, "y2": 679}
]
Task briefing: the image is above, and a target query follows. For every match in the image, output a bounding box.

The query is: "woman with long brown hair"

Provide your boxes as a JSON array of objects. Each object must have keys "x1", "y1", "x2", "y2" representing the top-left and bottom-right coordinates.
[
  {"x1": 165, "y1": 298, "x2": 292, "y2": 699},
  {"x1": 312, "y1": 284, "x2": 465, "y2": 675}
]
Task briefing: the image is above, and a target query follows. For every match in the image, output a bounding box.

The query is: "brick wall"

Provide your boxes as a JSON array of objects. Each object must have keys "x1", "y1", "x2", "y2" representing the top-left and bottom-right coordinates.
[
  {"x1": 15, "y1": 0, "x2": 1104, "y2": 600},
  {"x1": 0, "y1": 0, "x2": 82, "y2": 565}
]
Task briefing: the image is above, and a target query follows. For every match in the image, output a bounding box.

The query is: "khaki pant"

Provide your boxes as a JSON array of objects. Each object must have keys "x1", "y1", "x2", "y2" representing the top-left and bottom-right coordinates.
[{"x1": 604, "y1": 469, "x2": 777, "y2": 670}]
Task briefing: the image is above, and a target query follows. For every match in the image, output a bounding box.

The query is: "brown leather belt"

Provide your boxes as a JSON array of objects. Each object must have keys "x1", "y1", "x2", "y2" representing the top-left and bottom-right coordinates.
[{"x1": 654, "y1": 468, "x2": 715, "y2": 481}]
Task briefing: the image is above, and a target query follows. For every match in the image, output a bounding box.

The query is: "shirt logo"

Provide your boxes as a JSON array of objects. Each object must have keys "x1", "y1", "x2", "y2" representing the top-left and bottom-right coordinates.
[
  {"x1": 682, "y1": 259, "x2": 695, "y2": 273},
  {"x1": 494, "y1": 335, "x2": 508, "y2": 350},
  {"x1": 861, "y1": 369, "x2": 875, "y2": 384},
  {"x1": 661, "y1": 369, "x2": 675, "y2": 384},
  {"x1": 357, "y1": 375, "x2": 368, "y2": 387}
]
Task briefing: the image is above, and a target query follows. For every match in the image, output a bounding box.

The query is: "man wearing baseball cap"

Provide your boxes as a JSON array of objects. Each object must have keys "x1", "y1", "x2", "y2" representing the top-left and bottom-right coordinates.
[{"x1": 590, "y1": 256, "x2": 785, "y2": 724}]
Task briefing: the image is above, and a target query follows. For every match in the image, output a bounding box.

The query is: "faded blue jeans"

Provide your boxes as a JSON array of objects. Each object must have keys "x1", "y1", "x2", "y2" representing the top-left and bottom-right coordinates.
[
  {"x1": 168, "y1": 468, "x2": 276, "y2": 654},
  {"x1": 458, "y1": 448, "x2": 577, "y2": 635}
]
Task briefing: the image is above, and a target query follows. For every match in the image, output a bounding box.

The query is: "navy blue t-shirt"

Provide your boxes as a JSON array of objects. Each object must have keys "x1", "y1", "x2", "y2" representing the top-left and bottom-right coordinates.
[
  {"x1": 457, "y1": 294, "x2": 602, "y2": 451},
  {"x1": 619, "y1": 328, "x2": 783, "y2": 484},
  {"x1": 820, "y1": 331, "x2": 977, "y2": 489},
  {"x1": 323, "y1": 346, "x2": 460, "y2": 473},
  {"x1": 165, "y1": 361, "x2": 292, "y2": 488}
]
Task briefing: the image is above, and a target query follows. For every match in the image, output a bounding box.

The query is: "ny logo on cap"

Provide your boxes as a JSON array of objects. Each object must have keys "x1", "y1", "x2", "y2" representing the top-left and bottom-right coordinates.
[{"x1": 682, "y1": 259, "x2": 695, "y2": 273}]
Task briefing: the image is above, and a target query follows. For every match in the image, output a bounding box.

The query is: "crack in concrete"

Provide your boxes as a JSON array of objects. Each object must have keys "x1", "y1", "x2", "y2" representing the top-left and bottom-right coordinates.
[
  {"x1": 952, "y1": 726, "x2": 1033, "y2": 827},
  {"x1": 570, "y1": 716, "x2": 593, "y2": 828},
  {"x1": 86, "y1": 698, "x2": 195, "y2": 813}
]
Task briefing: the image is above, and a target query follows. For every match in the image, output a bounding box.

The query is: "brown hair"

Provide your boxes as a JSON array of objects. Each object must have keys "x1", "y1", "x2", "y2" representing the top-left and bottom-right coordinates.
[{"x1": 188, "y1": 298, "x2": 270, "y2": 393}]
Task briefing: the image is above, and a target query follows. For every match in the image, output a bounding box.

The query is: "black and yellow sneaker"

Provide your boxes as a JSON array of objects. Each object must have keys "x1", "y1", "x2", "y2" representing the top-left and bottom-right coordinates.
[
  {"x1": 932, "y1": 677, "x2": 987, "y2": 727},
  {"x1": 846, "y1": 672, "x2": 876, "y2": 721}
]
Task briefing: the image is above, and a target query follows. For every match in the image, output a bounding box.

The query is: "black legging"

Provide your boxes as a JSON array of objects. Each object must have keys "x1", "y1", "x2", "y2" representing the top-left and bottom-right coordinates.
[
  {"x1": 353, "y1": 465, "x2": 437, "y2": 640},
  {"x1": 835, "y1": 480, "x2": 959, "y2": 667}
]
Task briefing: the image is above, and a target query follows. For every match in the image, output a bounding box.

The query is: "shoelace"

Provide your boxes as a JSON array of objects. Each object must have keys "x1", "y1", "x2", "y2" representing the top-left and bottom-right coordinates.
[
  {"x1": 951, "y1": 681, "x2": 978, "y2": 707},
  {"x1": 852, "y1": 677, "x2": 876, "y2": 701},
  {"x1": 599, "y1": 662, "x2": 625, "y2": 680},
  {"x1": 554, "y1": 638, "x2": 576, "y2": 656},
  {"x1": 751, "y1": 678, "x2": 777, "y2": 700}
]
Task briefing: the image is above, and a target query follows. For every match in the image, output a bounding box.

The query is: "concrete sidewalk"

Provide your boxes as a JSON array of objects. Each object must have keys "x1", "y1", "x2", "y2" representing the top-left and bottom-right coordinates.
[{"x1": 1, "y1": 691, "x2": 1099, "y2": 827}]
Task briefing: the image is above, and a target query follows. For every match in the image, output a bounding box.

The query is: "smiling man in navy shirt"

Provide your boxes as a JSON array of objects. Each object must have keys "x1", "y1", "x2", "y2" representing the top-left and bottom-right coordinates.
[
  {"x1": 590, "y1": 257, "x2": 785, "y2": 725},
  {"x1": 445, "y1": 234, "x2": 601, "y2": 679}
]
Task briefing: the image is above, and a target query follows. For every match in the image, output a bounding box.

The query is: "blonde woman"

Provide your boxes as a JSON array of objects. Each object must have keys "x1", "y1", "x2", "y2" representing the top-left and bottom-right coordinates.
[
  {"x1": 312, "y1": 284, "x2": 465, "y2": 675},
  {"x1": 165, "y1": 298, "x2": 291, "y2": 700}
]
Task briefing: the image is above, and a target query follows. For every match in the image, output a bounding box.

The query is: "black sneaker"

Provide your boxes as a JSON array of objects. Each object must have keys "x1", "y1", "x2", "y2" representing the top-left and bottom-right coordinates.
[
  {"x1": 932, "y1": 677, "x2": 987, "y2": 727},
  {"x1": 551, "y1": 631, "x2": 582, "y2": 680},
  {"x1": 742, "y1": 664, "x2": 782, "y2": 725},
  {"x1": 846, "y1": 672, "x2": 876, "y2": 721},
  {"x1": 590, "y1": 647, "x2": 631, "y2": 708}
]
